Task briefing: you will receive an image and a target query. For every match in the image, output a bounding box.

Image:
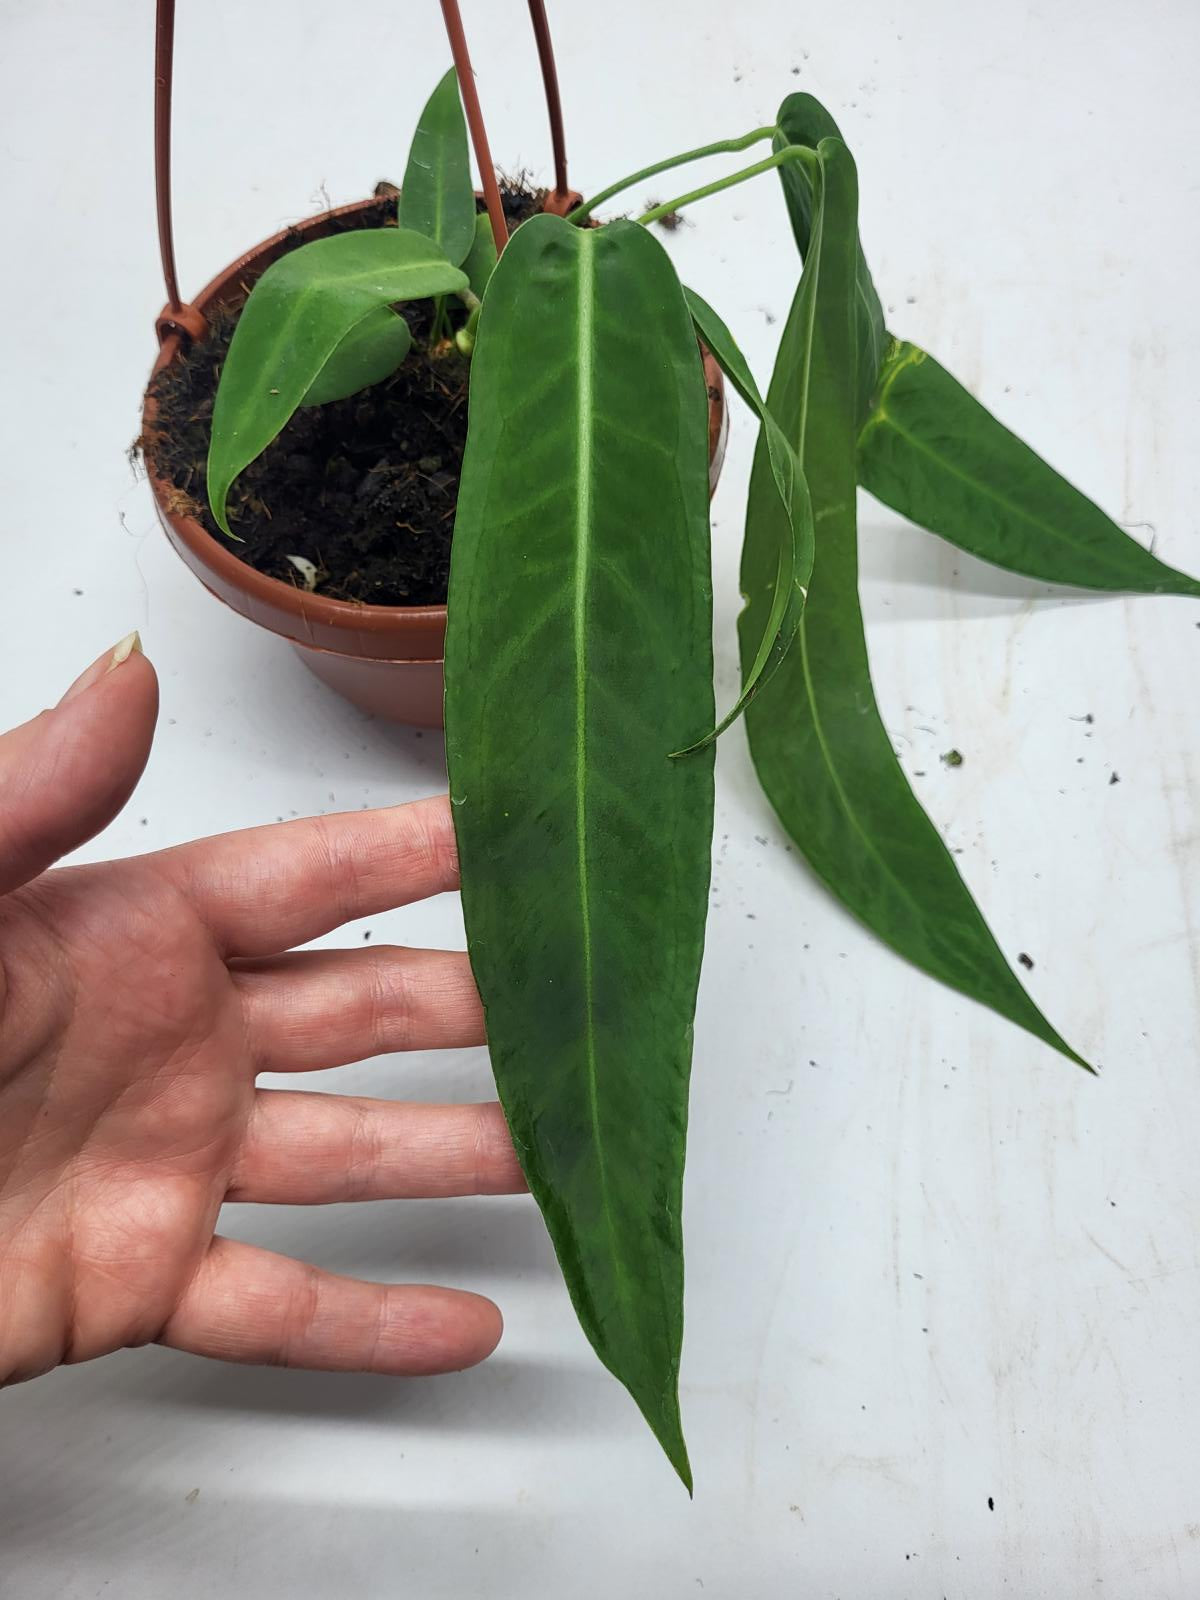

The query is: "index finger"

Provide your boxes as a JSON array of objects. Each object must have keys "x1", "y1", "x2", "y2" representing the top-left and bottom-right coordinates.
[{"x1": 154, "y1": 794, "x2": 461, "y2": 957}]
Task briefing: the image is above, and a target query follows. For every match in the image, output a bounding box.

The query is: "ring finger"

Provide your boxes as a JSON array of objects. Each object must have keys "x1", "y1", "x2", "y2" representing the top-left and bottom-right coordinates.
[{"x1": 233, "y1": 945, "x2": 486, "y2": 1072}]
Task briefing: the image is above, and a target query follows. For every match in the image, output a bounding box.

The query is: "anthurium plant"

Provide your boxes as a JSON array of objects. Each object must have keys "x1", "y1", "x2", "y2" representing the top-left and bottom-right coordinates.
[{"x1": 202, "y1": 11, "x2": 1198, "y2": 1487}]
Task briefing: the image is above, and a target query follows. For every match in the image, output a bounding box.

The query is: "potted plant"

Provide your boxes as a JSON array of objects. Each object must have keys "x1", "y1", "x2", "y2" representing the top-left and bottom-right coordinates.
[
  {"x1": 141, "y1": 2, "x2": 726, "y2": 727},
  {"x1": 140, "y1": 0, "x2": 1198, "y2": 1487}
]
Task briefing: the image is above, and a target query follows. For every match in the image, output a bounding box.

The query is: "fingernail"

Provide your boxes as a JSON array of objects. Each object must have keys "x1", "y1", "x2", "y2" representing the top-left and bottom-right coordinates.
[
  {"x1": 107, "y1": 631, "x2": 143, "y2": 672},
  {"x1": 60, "y1": 632, "x2": 144, "y2": 704}
]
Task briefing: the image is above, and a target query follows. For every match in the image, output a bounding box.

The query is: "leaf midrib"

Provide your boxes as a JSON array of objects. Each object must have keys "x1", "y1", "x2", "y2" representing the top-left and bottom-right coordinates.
[
  {"x1": 212, "y1": 252, "x2": 463, "y2": 508},
  {"x1": 213, "y1": 283, "x2": 379, "y2": 501},
  {"x1": 796, "y1": 615, "x2": 947, "y2": 951},
  {"x1": 243, "y1": 256, "x2": 458, "y2": 420},
  {"x1": 571, "y1": 232, "x2": 628, "y2": 1320},
  {"x1": 866, "y1": 404, "x2": 1174, "y2": 583},
  {"x1": 791, "y1": 198, "x2": 1030, "y2": 1018},
  {"x1": 789, "y1": 297, "x2": 1076, "y2": 1052},
  {"x1": 427, "y1": 127, "x2": 448, "y2": 254}
]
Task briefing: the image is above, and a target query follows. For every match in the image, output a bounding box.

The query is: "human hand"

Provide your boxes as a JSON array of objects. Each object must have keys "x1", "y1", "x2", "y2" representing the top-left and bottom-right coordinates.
[{"x1": 0, "y1": 636, "x2": 524, "y2": 1387}]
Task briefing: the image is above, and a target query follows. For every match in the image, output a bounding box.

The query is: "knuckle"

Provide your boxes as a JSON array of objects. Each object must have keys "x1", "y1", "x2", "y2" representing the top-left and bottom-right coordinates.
[
  {"x1": 345, "y1": 1101, "x2": 384, "y2": 1200},
  {"x1": 472, "y1": 1104, "x2": 523, "y2": 1193},
  {"x1": 396, "y1": 800, "x2": 459, "y2": 889},
  {"x1": 280, "y1": 1264, "x2": 324, "y2": 1365},
  {"x1": 366, "y1": 949, "x2": 415, "y2": 1053}
]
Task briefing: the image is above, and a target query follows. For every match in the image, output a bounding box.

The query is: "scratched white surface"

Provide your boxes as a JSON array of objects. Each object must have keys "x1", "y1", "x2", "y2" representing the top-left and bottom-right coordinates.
[{"x1": 1, "y1": 1, "x2": 1199, "y2": 1595}]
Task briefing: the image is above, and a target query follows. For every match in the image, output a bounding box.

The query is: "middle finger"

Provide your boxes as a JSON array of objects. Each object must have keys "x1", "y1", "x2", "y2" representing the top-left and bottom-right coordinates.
[{"x1": 228, "y1": 1091, "x2": 526, "y2": 1203}]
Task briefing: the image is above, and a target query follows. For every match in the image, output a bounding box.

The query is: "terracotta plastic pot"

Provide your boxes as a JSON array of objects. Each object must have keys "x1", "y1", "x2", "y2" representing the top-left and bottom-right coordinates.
[{"x1": 143, "y1": 199, "x2": 730, "y2": 727}]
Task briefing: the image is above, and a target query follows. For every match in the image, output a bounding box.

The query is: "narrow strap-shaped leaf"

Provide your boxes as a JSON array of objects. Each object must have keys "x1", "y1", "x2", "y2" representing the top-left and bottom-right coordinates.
[
  {"x1": 775, "y1": 93, "x2": 886, "y2": 424},
  {"x1": 859, "y1": 339, "x2": 1200, "y2": 596},
  {"x1": 445, "y1": 214, "x2": 715, "y2": 1487},
  {"x1": 207, "y1": 229, "x2": 466, "y2": 533},
  {"x1": 778, "y1": 93, "x2": 1198, "y2": 597},
  {"x1": 299, "y1": 306, "x2": 412, "y2": 408},
  {"x1": 679, "y1": 287, "x2": 812, "y2": 753},
  {"x1": 741, "y1": 140, "x2": 1088, "y2": 1070},
  {"x1": 397, "y1": 67, "x2": 476, "y2": 266},
  {"x1": 462, "y1": 211, "x2": 498, "y2": 298}
]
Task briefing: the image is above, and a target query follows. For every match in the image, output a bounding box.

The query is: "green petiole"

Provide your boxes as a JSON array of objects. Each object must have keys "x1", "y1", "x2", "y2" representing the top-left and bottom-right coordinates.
[
  {"x1": 566, "y1": 125, "x2": 777, "y2": 225},
  {"x1": 635, "y1": 145, "x2": 815, "y2": 227},
  {"x1": 455, "y1": 298, "x2": 482, "y2": 356}
]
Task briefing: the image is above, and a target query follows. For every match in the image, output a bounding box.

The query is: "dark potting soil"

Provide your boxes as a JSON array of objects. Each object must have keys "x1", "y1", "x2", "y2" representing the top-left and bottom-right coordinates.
[{"x1": 143, "y1": 182, "x2": 544, "y2": 607}]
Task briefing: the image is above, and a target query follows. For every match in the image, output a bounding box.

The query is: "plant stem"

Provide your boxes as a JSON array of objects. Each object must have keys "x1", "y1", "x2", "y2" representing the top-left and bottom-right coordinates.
[
  {"x1": 439, "y1": 0, "x2": 510, "y2": 254},
  {"x1": 567, "y1": 126, "x2": 776, "y2": 225},
  {"x1": 154, "y1": 0, "x2": 181, "y2": 311},
  {"x1": 635, "y1": 145, "x2": 815, "y2": 226},
  {"x1": 527, "y1": 0, "x2": 570, "y2": 199},
  {"x1": 455, "y1": 300, "x2": 482, "y2": 356}
]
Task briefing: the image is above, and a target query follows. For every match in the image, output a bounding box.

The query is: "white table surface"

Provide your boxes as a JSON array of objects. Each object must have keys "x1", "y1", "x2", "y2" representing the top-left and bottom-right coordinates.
[{"x1": 2, "y1": 2, "x2": 1199, "y2": 1595}]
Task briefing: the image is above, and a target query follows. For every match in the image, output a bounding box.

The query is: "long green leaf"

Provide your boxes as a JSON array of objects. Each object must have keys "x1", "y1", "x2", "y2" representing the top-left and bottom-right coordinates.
[
  {"x1": 445, "y1": 214, "x2": 714, "y2": 1489},
  {"x1": 778, "y1": 92, "x2": 1198, "y2": 597},
  {"x1": 207, "y1": 229, "x2": 465, "y2": 533},
  {"x1": 398, "y1": 67, "x2": 476, "y2": 266},
  {"x1": 299, "y1": 306, "x2": 412, "y2": 408},
  {"x1": 462, "y1": 212, "x2": 498, "y2": 298},
  {"x1": 741, "y1": 139, "x2": 1088, "y2": 1069},
  {"x1": 775, "y1": 93, "x2": 886, "y2": 424},
  {"x1": 859, "y1": 339, "x2": 1200, "y2": 595},
  {"x1": 680, "y1": 287, "x2": 811, "y2": 752}
]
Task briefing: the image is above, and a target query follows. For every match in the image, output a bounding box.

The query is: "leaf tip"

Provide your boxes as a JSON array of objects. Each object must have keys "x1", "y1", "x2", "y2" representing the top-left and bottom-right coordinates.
[
  {"x1": 206, "y1": 472, "x2": 240, "y2": 542},
  {"x1": 657, "y1": 1420, "x2": 694, "y2": 1494},
  {"x1": 1046, "y1": 1030, "x2": 1095, "y2": 1075}
]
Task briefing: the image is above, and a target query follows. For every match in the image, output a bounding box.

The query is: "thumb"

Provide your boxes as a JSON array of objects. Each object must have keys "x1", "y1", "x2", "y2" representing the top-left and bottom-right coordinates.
[{"x1": 0, "y1": 633, "x2": 159, "y2": 896}]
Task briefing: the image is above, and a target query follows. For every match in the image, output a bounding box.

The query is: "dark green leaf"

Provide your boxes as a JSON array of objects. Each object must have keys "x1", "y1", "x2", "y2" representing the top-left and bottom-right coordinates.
[
  {"x1": 207, "y1": 229, "x2": 465, "y2": 533},
  {"x1": 398, "y1": 67, "x2": 476, "y2": 266},
  {"x1": 741, "y1": 140, "x2": 1088, "y2": 1069},
  {"x1": 775, "y1": 93, "x2": 886, "y2": 423},
  {"x1": 445, "y1": 214, "x2": 714, "y2": 1489},
  {"x1": 462, "y1": 211, "x2": 498, "y2": 298},
  {"x1": 778, "y1": 93, "x2": 1198, "y2": 599},
  {"x1": 299, "y1": 305, "x2": 412, "y2": 407},
  {"x1": 859, "y1": 340, "x2": 1200, "y2": 596},
  {"x1": 681, "y1": 286, "x2": 811, "y2": 752}
]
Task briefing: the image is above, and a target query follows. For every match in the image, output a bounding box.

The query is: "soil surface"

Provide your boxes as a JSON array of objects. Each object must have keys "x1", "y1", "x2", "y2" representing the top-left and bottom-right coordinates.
[{"x1": 143, "y1": 183, "x2": 543, "y2": 607}]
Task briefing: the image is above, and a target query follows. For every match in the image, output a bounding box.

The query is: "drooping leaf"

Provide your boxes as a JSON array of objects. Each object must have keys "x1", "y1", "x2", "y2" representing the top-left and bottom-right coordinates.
[
  {"x1": 397, "y1": 67, "x2": 476, "y2": 266},
  {"x1": 680, "y1": 286, "x2": 811, "y2": 752},
  {"x1": 299, "y1": 305, "x2": 412, "y2": 407},
  {"x1": 445, "y1": 214, "x2": 714, "y2": 1489},
  {"x1": 207, "y1": 229, "x2": 466, "y2": 533},
  {"x1": 858, "y1": 339, "x2": 1200, "y2": 595},
  {"x1": 741, "y1": 139, "x2": 1088, "y2": 1069},
  {"x1": 462, "y1": 211, "x2": 498, "y2": 298},
  {"x1": 775, "y1": 93, "x2": 886, "y2": 423},
  {"x1": 778, "y1": 93, "x2": 1199, "y2": 598}
]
